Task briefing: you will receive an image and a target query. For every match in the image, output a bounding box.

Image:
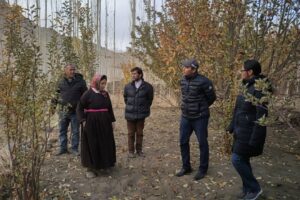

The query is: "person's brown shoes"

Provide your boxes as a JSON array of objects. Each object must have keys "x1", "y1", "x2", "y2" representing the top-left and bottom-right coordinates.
[
  {"x1": 137, "y1": 151, "x2": 145, "y2": 157},
  {"x1": 128, "y1": 152, "x2": 136, "y2": 158}
]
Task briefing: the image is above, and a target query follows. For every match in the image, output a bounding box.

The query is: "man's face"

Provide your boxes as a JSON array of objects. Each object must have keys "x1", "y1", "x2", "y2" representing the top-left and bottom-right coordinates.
[
  {"x1": 64, "y1": 65, "x2": 76, "y2": 79},
  {"x1": 240, "y1": 68, "x2": 253, "y2": 80},
  {"x1": 182, "y1": 66, "x2": 196, "y2": 76},
  {"x1": 131, "y1": 70, "x2": 142, "y2": 81}
]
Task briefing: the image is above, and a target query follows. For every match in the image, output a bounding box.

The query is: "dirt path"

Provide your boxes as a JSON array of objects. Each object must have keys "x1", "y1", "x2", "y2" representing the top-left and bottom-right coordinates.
[{"x1": 41, "y1": 108, "x2": 300, "y2": 200}]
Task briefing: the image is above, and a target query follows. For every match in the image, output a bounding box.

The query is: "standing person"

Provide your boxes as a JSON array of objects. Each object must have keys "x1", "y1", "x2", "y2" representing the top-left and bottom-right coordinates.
[
  {"x1": 227, "y1": 59, "x2": 271, "y2": 200},
  {"x1": 77, "y1": 74, "x2": 116, "y2": 178},
  {"x1": 51, "y1": 64, "x2": 87, "y2": 156},
  {"x1": 124, "y1": 67, "x2": 154, "y2": 158},
  {"x1": 175, "y1": 58, "x2": 216, "y2": 180}
]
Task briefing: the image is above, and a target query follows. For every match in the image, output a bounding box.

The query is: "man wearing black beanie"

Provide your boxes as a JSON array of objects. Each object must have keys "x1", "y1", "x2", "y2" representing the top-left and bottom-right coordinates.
[{"x1": 243, "y1": 59, "x2": 262, "y2": 76}]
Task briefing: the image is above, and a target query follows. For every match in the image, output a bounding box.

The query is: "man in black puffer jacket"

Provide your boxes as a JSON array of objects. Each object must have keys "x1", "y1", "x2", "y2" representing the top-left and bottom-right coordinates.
[
  {"x1": 227, "y1": 59, "x2": 272, "y2": 200},
  {"x1": 124, "y1": 67, "x2": 153, "y2": 158},
  {"x1": 175, "y1": 58, "x2": 216, "y2": 181},
  {"x1": 51, "y1": 64, "x2": 87, "y2": 156}
]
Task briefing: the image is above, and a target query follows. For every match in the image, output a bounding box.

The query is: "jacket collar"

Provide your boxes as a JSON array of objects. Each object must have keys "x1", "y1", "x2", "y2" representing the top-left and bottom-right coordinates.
[
  {"x1": 64, "y1": 73, "x2": 83, "y2": 82},
  {"x1": 131, "y1": 79, "x2": 144, "y2": 86},
  {"x1": 242, "y1": 74, "x2": 266, "y2": 87},
  {"x1": 184, "y1": 72, "x2": 198, "y2": 80}
]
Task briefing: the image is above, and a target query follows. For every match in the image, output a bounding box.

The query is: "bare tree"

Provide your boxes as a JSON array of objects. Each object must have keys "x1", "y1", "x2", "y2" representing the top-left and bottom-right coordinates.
[
  {"x1": 75, "y1": 0, "x2": 79, "y2": 37},
  {"x1": 96, "y1": 0, "x2": 101, "y2": 51},
  {"x1": 105, "y1": 0, "x2": 108, "y2": 51},
  {"x1": 153, "y1": 0, "x2": 156, "y2": 24},
  {"x1": 113, "y1": 0, "x2": 116, "y2": 94},
  {"x1": 36, "y1": 0, "x2": 40, "y2": 26},
  {"x1": 130, "y1": 0, "x2": 136, "y2": 50},
  {"x1": 69, "y1": 0, "x2": 73, "y2": 36},
  {"x1": 45, "y1": 0, "x2": 47, "y2": 28},
  {"x1": 50, "y1": 0, "x2": 53, "y2": 23},
  {"x1": 146, "y1": 0, "x2": 151, "y2": 23}
]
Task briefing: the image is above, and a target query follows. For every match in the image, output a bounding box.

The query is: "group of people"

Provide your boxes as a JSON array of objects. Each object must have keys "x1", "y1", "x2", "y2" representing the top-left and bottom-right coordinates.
[
  {"x1": 51, "y1": 58, "x2": 270, "y2": 200},
  {"x1": 51, "y1": 66, "x2": 154, "y2": 178}
]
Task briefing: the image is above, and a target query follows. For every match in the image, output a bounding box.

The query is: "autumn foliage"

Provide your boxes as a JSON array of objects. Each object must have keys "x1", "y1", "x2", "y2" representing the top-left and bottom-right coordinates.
[
  {"x1": 131, "y1": 0, "x2": 299, "y2": 154},
  {"x1": 0, "y1": 1, "x2": 97, "y2": 199},
  {"x1": 132, "y1": 0, "x2": 299, "y2": 92}
]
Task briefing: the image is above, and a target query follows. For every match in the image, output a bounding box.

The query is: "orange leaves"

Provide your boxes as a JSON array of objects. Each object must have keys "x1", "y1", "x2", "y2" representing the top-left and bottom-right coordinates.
[
  {"x1": 5, "y1": 5, "x2": 23, "y2": 21},
  {"x1": 132, "y1": 0, "x2": 227, "y2": 91},
  {"x1": 133, "y1": 0, "x2": 299, "y2": 104},
  {"x1": 121, "y1": 63, "x2": 134, "y2": 84}
]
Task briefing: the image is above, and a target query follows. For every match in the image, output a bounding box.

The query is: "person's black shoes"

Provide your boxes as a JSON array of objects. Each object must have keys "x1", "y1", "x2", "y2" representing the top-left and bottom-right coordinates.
[
  {"x1": 175, "y1": 168, "x2": 192, "y2": 177},
  {"x1": 72, "y1": 149, "x2": 80, "y2": 156},
  {"x1": 55, "y1": 149, "x2": 68, "y2": 156},
  {"x1": 175, "y1": 168, "x2": 207, "y2": 181},
  {"x1": 236, "y1": 191, "x2": 247, "y2": 200},
  {"x1": 55, "y1": 149, "x2": 79, "y2": 156},
  {"x1": 193, "y1": 171, "x2": 206, "y2": 180},
  {"x1": 243, "y1": 189, "x2": 263, "y2": 200}
]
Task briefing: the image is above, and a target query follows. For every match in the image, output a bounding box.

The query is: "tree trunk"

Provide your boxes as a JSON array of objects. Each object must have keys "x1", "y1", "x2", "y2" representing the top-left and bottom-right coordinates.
[
  {"x1": 113, "y1": 0, "x2": 116, "y2": 94},
  {"x1": 105, "y1": 0, "x2": 108, "y2": 50},
  {"x1": 45, "y1": 0, "x2": 47, "y2": 28},
  {"x1": 130, "y1": 0, "x2": 136, "y2": 51},
  {"x1": 96, "y1": 0, "x2": 101, "y2": 50}
]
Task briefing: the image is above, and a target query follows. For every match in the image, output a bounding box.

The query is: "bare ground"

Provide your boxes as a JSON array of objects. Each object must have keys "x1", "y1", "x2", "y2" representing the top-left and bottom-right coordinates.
[{"x1": 41, "y1": 107, "x2": 300, "y2": 200}]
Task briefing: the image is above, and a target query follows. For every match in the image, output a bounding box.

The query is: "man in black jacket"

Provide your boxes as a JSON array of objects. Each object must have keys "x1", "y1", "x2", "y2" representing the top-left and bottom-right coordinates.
[
  {"x1": 51, "y1": 64, "x2": 87, "y2": 156},
  {"x1": 176, "y1": 58, "x2": 216, "y2": 180},
  {"x1": 227, "y1": 59, "x2": 271, "y2": 200},
  {"x1": 123, "y1": 67, "x2": 154, "y2": 158}
]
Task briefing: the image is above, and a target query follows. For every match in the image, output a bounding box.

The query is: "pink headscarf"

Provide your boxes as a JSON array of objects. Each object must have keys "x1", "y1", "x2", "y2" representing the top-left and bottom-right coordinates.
[
  {"x1": 90, "y1": 73, "x2": 108, "y2": 96},
  {"x1": 90, "y1": 73, "x2": 102, "y2": 89}
]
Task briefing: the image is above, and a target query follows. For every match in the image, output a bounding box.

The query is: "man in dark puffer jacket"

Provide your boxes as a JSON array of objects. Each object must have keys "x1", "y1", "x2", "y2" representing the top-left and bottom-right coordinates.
[
  {"x1": 175, "y1": 58, "x2": 216, "y2": 181},
  {"x1": 51, "y1": 64, "x2": 87, "y2": 156},
  {"x1": 227, "y1": 59, "x2": 272, "y2": 200},
  {"x1": 124, "y1": 67, "x2": 154, "y2": 158}
]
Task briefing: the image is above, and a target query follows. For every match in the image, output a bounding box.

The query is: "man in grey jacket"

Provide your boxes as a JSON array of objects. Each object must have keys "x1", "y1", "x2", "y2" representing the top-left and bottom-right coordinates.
[{"x1": 51, "y1": 64, "x2": 87, "y2": 156}]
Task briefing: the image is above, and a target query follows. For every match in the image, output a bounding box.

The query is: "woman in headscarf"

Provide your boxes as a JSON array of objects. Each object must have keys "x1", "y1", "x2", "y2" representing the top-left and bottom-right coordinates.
[{"x1": 77, "y1": 74, "x2": 116, "y2": 178}]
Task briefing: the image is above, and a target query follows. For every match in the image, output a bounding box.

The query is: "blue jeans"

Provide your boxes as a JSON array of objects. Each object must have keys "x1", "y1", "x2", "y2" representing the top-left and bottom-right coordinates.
[
  {"x1": 232, "y1": 153, "x2": 261, "y2": 193},
  {"x1": 179, "y1": 116, "x2": 209, "y2": 173},
  {"x1": 58, "y1": 112, "x2": 79, "y2": 151}
]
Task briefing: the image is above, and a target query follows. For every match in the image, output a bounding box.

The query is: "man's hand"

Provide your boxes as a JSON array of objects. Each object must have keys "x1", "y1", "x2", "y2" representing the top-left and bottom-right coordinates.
[
  {"x1": 50, "y1": 107, "x2": 56, "y2": 115},
  {"x1": 81, "y1": 121, "x2": 86, "y2": 127},
  {"x1": 225, "y1": 125, "x2": 233, "y2": 134}
]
